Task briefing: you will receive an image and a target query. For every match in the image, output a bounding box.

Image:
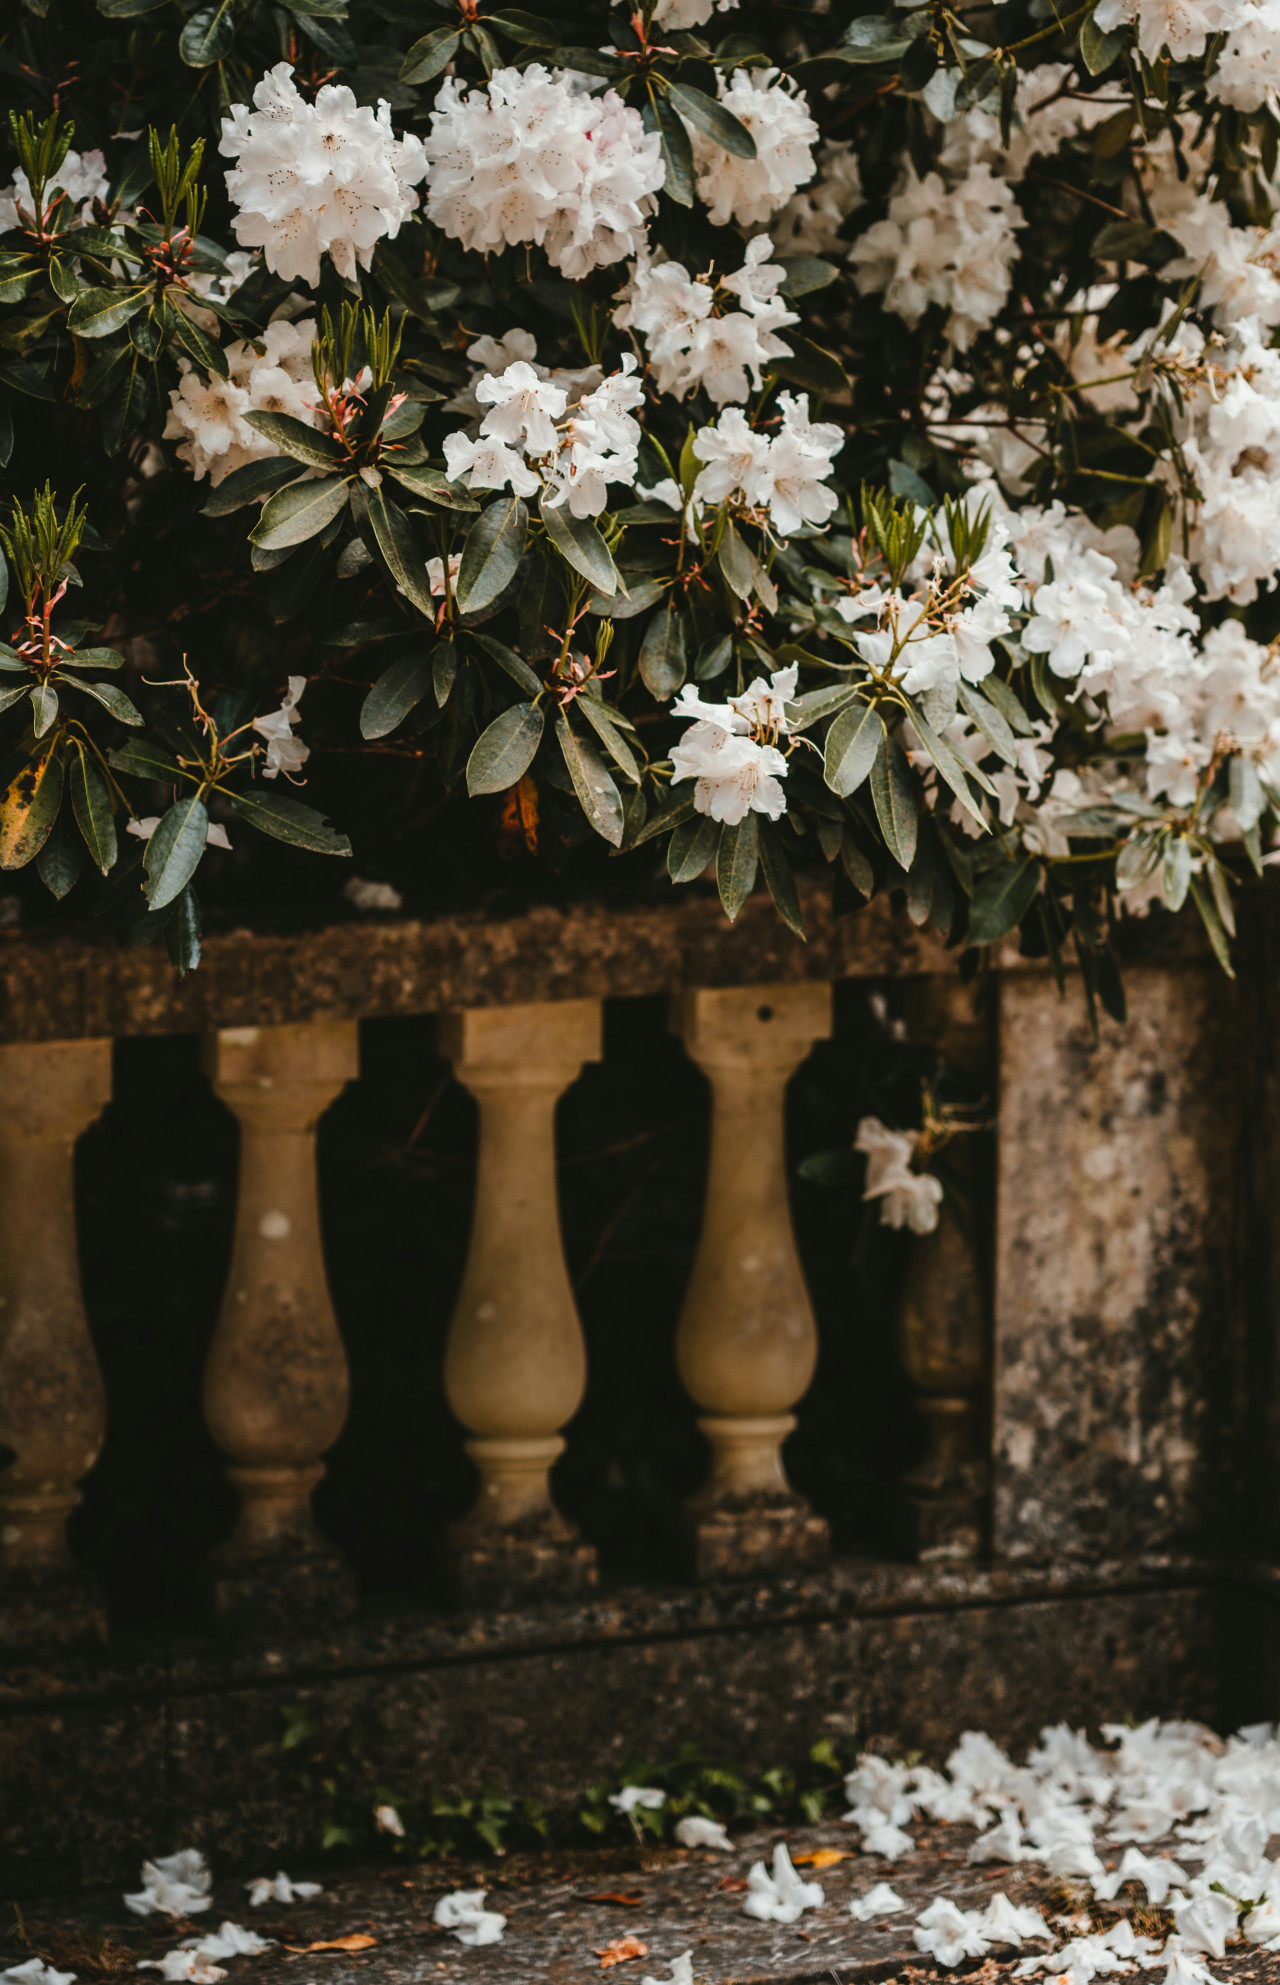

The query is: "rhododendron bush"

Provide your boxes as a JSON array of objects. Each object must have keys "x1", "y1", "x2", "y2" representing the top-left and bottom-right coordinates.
[{"x1": 1, "y1": 0, "x2": 1279, "y2": 975}]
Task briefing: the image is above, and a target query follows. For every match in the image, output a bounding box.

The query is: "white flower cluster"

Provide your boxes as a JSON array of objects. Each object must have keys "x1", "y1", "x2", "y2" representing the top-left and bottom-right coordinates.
[
  {"x1": 434, "y1": 1888, "x2": 506, "y2": 1948},
  {"x1": 854, "y1": 1118, "x2": 944, "y2": 1234},
  {"x1": 743, "y1": 1842, "x2": 824, "y2": 1923},
  {"x1": 615, "y1": 236, "x2": 797, "y2": 405},
  {"x1": 423, "y1": 66, "x2": 663, "y2": 279},
  {"x1": 444, "y1": 356, "x2": 645, "y2": 519},
  {"x1": 1174, "y1": 317, "x2": 1280, "y2": 604},
  {"x1": 849, "y1": 161, "x2": 1024, "y2": 350},
  {"x1": 939, "y1": 63, "x2": 1122, "y2": 185},
  {"x1": 1093, "y1": 0, "x2": 1229, "y2": 62},
  {"x1": 689, "y1": 69, "x2": 819, "y2": 228},
  {"x1": 0, "y1": 144, "x2": 108, "y2": 232},
  {"x1": 163, "y1": 316, "x2": 320, "y2": 485},
  {"x1": 652, "y1": 0, "x2": 739, "y2": 25},
  {"x1": 220, "y1": 63, "x2": 426, "y2": 288},
  {"x1": 1210, "y1": 0, "x2": 1280, "y2": 109},
  {"x1": 770, "y1": 139, "x2": 863, "y2": 257},
  {"x1": 692, "y1": 393, "x2": 843, "y2": 535},
  {"x1": 669, "y1": 664, "x2": 796, "y2": 825}
]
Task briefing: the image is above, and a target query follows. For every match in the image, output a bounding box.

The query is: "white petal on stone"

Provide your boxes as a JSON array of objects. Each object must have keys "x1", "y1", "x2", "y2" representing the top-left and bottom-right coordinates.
[
  {"x1": 850, "y1": 1883, "x2": 905, "y2": 1921},
  {"x1": 674, "y1": 1818, "x2": 732, "y2": 1851}
]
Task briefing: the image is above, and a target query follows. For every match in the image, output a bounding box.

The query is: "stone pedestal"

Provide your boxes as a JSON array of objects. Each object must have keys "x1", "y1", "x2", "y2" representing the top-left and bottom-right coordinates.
[
  {"x1": 0, "y1": 1039, "x2": 112, "y2": 1653},
  {"x1": 202, "y1": 1022, "x2": 359, "y2": 1630},
  {"x1": 440, "y1": 1000, "x2": 600, "y2": 1605},
  {"x1": 673, "y1": 984, "x2": 832, "y2": 1580}
]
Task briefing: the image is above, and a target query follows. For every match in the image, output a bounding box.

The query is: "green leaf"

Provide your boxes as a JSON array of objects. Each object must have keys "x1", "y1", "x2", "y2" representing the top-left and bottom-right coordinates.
[
  {"x1": 202, "y1": 458, "x2": 300, "y2": 516},
  {"x1": 557, "y1": 715, "x2": 624, "y2": 846},
  {"x1": 485, "y1": 8, "x2": 561, "y2": 42},
  {"x1": 71, "y1": 745, "x2": 118, "y2": 875},
  {"x1": 954, "y1": 54, "x2": 1000, "y2": 113},
  {"x1": 639, "y1": 607, "x2": 687, "y2": 701},
  {"x1": 67, "y1": 285, "x2": 149, "y2": 338},
  {"x1": 1188, "y1": 872, "x2": 1235, "y2": 979},
  {"x1": 109, "y1": 738, "x2": 187, "y2": 783},
  {"x1": 250, "y1": 476, "x2": 351, "y2": 551},
  {"x1": 164, "y1": 884, "x2": 203, "y2": 974},
  {"x1": 360, "y1": 652, "x2": 434, "y2": 739},
  {"x1": 823, "y1": 700, "x2": 883, "y2": 796},
  {"x1": 473, "y1": 632, "x2": 543, "y2": 697},
  {"x1": 631, "y1": 788, "x2": 697, "y2": 846},
  {"x1": 664, "y1": 80, "x2": 756, "y2": 158},
  {"x1": 645, "y1": 91, "x2": 694, "y2": 206},
  {"x1": 31, "y1": 682, "x2": 58, "y2": 738},
  {"x1": 294, "y1": 11, "x2": 357, "y2": 59},
  {"x1": 224, "y1": 788, "x2": 352, "y2": 855},
  {"x1": 166, "y1": 302, "x2": 230, "y2": 379},
  {"x1": 968, "y1": 855, "x2": 1039, "y2": 945},
  {"x1": 387, "y1": 461, "x2": 480, "y2": 512},
  {"x1": 179, "y1": 0, "x2": 236, "y2": 63},
  {"x1": 759, "y1": 820, "x2": 805, "y2": 939},
  {"x1": 717, "y1": 523, "x2": 755, "y2": 602},
  {"x1": 467, "y1": 701, "x2": 545, "y2": 795},
  {"x1": 364, "y1": 485, "x2": 436, "y2": 615},
  {"x1": 64, "y1": 678, "x2": 144, "y2": 726},
  {"x1": 840, "y1": 827, "x2": 873, "y2": 896},
  {"x1": 776, "y1": 256, "x2": 840, "y2": 298},
  {"x1": 870, "y1": 733, "x2": 918, "y2": 868},
  {"x1": 36, "y1": 815, "x2": 84, "y2": 900},
  {"x1": 770, "y1": 337, "x2": 848, "y2": 396},
  {"x1": 588, "y1": 577, "x2": 664, "y2": 620},
  {"x1": 400, "y1": 24, "x2": 462, "y2": 80},
  {"x1": 787, "y1": 683, "x2": 862, "y2": 730},
  {"x1": 956, "y1": 681, "x2": 1017, "y2": 765},
  {"x1": 717, "y1": 812, "x2": 760, "y2": 921},
  {"x1": 0, "y1": 741, "x2": 64, "y2": 870},
  {"x1": 1080, "y1": 7, "x2": 1125, "y2": 72},
  {"x1": 540, "y1": 500, "x2": 618, "y2": 595},
  {"x1": 243, "y1": 411, "x2": 347, "y2": 469},
  {"x1": 982, "y1": 671, "x2": 1036, "y2": 736},
  {"x1": 667, "y1": 814, "x2": 719, "y2": 882},
  {"x1": 433, "y1": 643, "x2": 457, "y2": 707},
  {"x1": 144, "y1": 795, "x2": 209, "y2": 908},
  {"x1": 910, "y1": 704, "x2": 992, "y2": 824},
  {"x1": 96, "y1": 0, "x2": 171, "y2": 16},
  {"x1": 576, "y1": 696, "x2": 640, "y2": 784},
  {"x1": 456, "y1": 497, "x2": 528, "y2": 614}
]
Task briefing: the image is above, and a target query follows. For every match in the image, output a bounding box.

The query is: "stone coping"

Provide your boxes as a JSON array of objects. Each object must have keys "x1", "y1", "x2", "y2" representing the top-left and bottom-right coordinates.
[
  {"x1": 0, "y1": 873, "x2": 1219, "y2": 1043},
  {"x1": 0, "y1": 1551, "x2": 1216, "y2": 1712}
]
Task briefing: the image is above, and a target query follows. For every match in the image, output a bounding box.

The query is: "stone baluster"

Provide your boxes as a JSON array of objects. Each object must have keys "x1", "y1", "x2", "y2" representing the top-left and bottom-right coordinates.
[
  {"x1": 895, "y1": 977, "x2": 990, "y2": 1562},
  {"x1": 0, "y1": 1038, "x2": 113, "y2": 1652},
  {"x1": 202, "y1": 1022, "x2": 359, "y2": 1629},
  {"x1": 440, "y1": 999, "x2": 600, "y2": 1605},
  {"x1": 672, "y1": 983, "x2": 832, "y2": 1580}
]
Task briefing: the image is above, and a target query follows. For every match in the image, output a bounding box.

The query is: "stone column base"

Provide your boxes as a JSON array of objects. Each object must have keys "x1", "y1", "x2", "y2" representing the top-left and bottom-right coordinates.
[
  {"x1": 0, "y1": 1563, "x2": 107, "y2": 1655},
  {"x1": 685, "y1": 1492, "x2": 830, "y2": 1581},
  {"x1": 448, "y1": 1509, "x2": 597, "y2": 1608},
  {"x1": 902, "y1": 1489, "x2": 984, "y2": 1564},
  {"x1": 207, "y1": 1543, "x2": 359, "y2": 1635}
]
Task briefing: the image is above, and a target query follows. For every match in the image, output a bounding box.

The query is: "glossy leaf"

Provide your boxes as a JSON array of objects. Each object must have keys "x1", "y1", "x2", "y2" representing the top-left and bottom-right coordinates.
[
  {"x1": 968, "y1": 855, "x2": 1040, "y2": 945},
  {"x1": 71, "y1": 745, "x2": 118, "y2": 874},
  {"x1": 31, "y1": 682, "x2": 58, "y2": 737},
  {"x1": 360, "y1": 652, "x2": 434, "y2": 739},
  {"x1": 0, "y1": 741, "x2": 64, "y2": 870},
  {"x1": 364, "y1": 486, "x2": 436, "y2": 615},
  {"x1": 251, "y1": 476, "x2": 351, "y2": 551},
  {"x1": 243, "y1": 411, "x2": 348, "y2": 469},
  {"x1": 388, "y1": 461, "x2": 480, "y2": 511},
  {"x1": 667, "y1": 814, "x2": 719, "y2": 883},
  {"x1": 639, "y1": 607, "x2": 687, "y2": 701},
  {"x1": 557, "y1": 715, "x2": 624, "y2": 846},
  {"x1": 664, "y1": 80, "x2": 756, "y2": 158},
  {"x1": 225, "y1": 789, "x2": 352, "y2": 854},
  {"x1": 870, "y1": 733, "x2": 918, "y2": 869},
  {"x1": 202, "y1": 458, "x2": 300, "y2": 516},
  {"x1": 467, "y1": 701, "x2": 545, "y2": 795},
  {"x1": 456, "y1": 496, "x2": 528, "y2": 614},
  {"x1": 759, "y1": 820, "x2": 805, "y2": 940},
  {"x1": 400, "y1": 25, "x2": 462, "y2": 80},
  {"x1": 645, "y1": 90, "x2": 694, "y2": 206},
  {"x1": 67, "y1": 285, "x2": 149, "y2": 338},
  {"x1": 540, "y1": 500, "x2": 618, "y2": 595},
  {"x1": 65, "y1": 677, "x2": 144, "y2": 726},
  {"x1": 179, "y1": 0, "x2": 236, "y2": 63},
  {"x1": 144, "y1": 795, "x2": 209, "y2": 909},
  {"x1": 717, "y1": 812, "x2": 760, "y2": 922},
  {"x1": 823, "y1": 700, "x2": 883, "y2": 796}
]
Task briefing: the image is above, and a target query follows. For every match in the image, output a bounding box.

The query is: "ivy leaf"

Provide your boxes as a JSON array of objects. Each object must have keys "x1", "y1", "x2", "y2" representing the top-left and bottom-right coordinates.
[
  {"x1": 243, "y1": 410, "x2": 348, "y2": 469},
  {"x1": 823, "y1": 700, "x2": 883, "y2": 796},
  {"x1": 557, "y1": 715, "x2": 624, "y2": 846},
  {"x1": 639, "y1": 606, "x2": 687, "y2": 701},
  {"x1": 717, "y1": 812, "x2": 760, "y2": 921},
  {"x1": 250, "y1": 476, "x2": 351, "y2": 551},
  {"x1": 540, "y1": 499, "x2": 618, "y2": 595},
  {"x1": 360, "y1": 652, "x2": 434, "y2": 739},
  {"x1": 179, "y1": 0, "x2": 236, "y2": 62},
  {"x1": 0, "y1": 739, "x2": 64, "y2": 869},
  {"x1": 466, "y1": 701, "x2": 545, "y2": 795},
  {"x1": 71, "y1": 744, "x2": 118, "y2": 874},
  {"x1": 968, "y1": 855, "x2": 1040, "y2": 945},
  {"x1": 870, "y1": 732, "x2": 918, "y2": 868},
  {"x1": 224, "y1": 788, "x2": 352, "y2": 854},
  {"x1": 456, "y1": 496, "x2": 528, "y2": 614},
  {"x1": 663, "y1": 80, "x2": 756, "y2": 158}
]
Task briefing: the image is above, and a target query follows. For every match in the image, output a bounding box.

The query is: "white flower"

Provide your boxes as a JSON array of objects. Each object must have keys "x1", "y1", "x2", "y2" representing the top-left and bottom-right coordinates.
[
  {"x1": 375, "y1": 1805, "x2": 406, "y2": 1837},
  {"x1": 137, "y1": 1956, "x2": 225, "y2": 1983},
  {"x1": 433, "y1": 1890, "x2": 506, "y2": 1947},
  {"x1": 182, "y1": 1924, "x2": 272, "y2": 1960},
  {"x1": 126, "y1": 1852, "x2": 214, "y2": 1919},
  {"x1": 0, "y1": 145, "x2": 108, "y2": 232},
  {"x1": 914, "y1": 1899, "x2": 990, "y2": 1968},
  {"x1": 1093, "y1": 1847, "x2": 1188, "y2": 1905},
  {"x1": 849, "y1": 1883, "x2": 906, "y2": 1921},
  {"x1": 220, "y1": 64, "x2": 426, "y2": 287},
  {"x1": 245, "y1": 1872, "x2": 322, "y2": 1907},
  {"x1": 128, "y1": 817, "x2": 233, "y2": 853},
  {"x1": 164, "y1": 316, "x2": 321, "y2": 486},
  {"x1": 616, "y1": 238, "x2": 797, "y2": 405},
  {"x1": 610, "y1": 1785, "x2": 667, "y2": 1813},
  {"x1": 652, "y1": 0, "x2": 738, "y2": 24},
  {"x1": 854, "y1": 1117, "x2": 943, "y2": 1235},
  {"x1": 691, "y1": 392, "x2": 842, "y2": 535},
  {"x1": 1092, "y1": 0, "x2": 1230, "y2": 61},
  {"x1": 850, "y1": 163, "x2": 1023, "y2": 351},
  {"x1": 2, "y1": 1964, "x2": 78, "y2": 1985},
  {"x1": 675, "y1": 1816, "x2": 732, "y2": 1851},
  {"x1": 1161, "y1": 1951, "x2": 1215, "y2": 1985},
  {"x1": 424, "y1": 66, "x2": 663, "y2": 278},
  {"x1": 1172, "y1": 1889, "x2": 1238, "y2": 1958},
  {"x1": 770, "y1": 140, "x2": 862, "y2": 257},
  {"x1": 979, "y1": 1895, "x2": 1051, "y2": 1946},
  {"x1": 476, "y1": 361, "x2": 568, "y2": 455},
  {"x1": 1211, "y1": 0, "x2": 1280, "y2": 108},
  {"x1": 344, "y1": 876, "x2": 403, "y2": 914},
  {"x1": 742, "y1": 1843, "x2": 824, "y2": 1923},
  {"x1": 689, "y1": 69, "x2": 818, "y2": 229},
  {"x1": 691, "y1": 408, "x2": 772, "y2": 509},
  {"x1": 670, "y1": 666, "x2": 796, "y2": 822},
  {"x1": 641, "y1": 1957, "x2": 694, "y2": 1985},
  {"x1": 427, "y1": 554, "x2": 462, "y2": 599},
  {"x1": 445, "y1": 356, "x2": 643, "y2": 518},
  {"x1": 253, "y1": 676, "x2": 309, "y2": 780}
]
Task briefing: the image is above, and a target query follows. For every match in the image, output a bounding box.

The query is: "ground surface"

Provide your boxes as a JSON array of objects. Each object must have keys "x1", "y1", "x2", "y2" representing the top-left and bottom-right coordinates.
[{"x1": 8, "y1": 1821, "x2": 1280, "y2": 1985}]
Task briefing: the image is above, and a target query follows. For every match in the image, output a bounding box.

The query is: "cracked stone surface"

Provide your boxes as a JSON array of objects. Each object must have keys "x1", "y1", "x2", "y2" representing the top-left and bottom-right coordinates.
[{"x1": 8, "y1": 1818, "x2": 1280, "y2": 1985}]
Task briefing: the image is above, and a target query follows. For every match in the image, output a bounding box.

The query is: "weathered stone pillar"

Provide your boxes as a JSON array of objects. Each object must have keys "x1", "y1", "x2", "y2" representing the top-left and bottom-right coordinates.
[
  {"x1": 202, "y1": 1022, "x2": 359, "y2": 1628},
  {"x1": 0, "y1": 1039, "x2": 112, "y2": 1651},
  {"x1": 992, "y1": 963, "x2": 1236, "y2": 1562},
  {"x1": 896, "y1": 977, "x2": 990, "y2": 1561},
  {"x1": 439, "y1": 999, "x2": 600, "y2": 1604},
  {"x1": 673, "y1": 983, "x2": 831, "y2": 1579}
]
